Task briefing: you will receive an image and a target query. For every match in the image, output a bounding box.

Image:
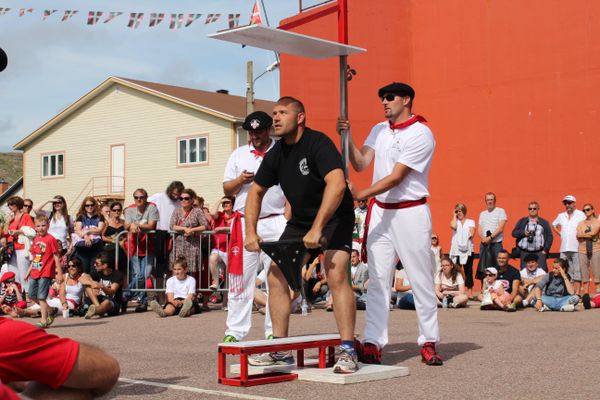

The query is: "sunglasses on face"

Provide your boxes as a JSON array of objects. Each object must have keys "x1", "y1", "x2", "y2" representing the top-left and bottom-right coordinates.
[
  {"x1": 68, "y1": 264, "x2": 77, "y2": 268},
  {"x1": 23, "y1": 204, "x2": 32, "y2": 208},
  {"x1": 112, "y1": 208, "x2": 122, "y2": 212},
  {"x1": 179, "y1": 196, "x2": 191, "y2": 201},
  {"x1": 584, "y1": 208, "x2": 593, "y2": 212},
  {"x1": 431, "y1": 237, "x2": 438, "y2": 240},
  {"x1": 85, "y1": 204, "x2": 95, "y2": 208},
  {"x1": 485, "y1": 273, "x2": 495, "y2": 277},
  {"x1": 528, "y1": 207, "x2": 538, "y2": 210},
  {"x1": 134, "y1": 196, "x2": 146, "y2": 200},
  {"x1": 563, "y1": 201, "x2": 574, "y2": 205},
  {"x1": 380, "y1": 94, "x2": 398, "y2": 102}
]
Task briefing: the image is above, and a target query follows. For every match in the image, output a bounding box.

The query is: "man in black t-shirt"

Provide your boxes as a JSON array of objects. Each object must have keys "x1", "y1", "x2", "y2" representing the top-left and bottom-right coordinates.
[
  {"x1": 245, "y1": 96, "x2": 358, "y2": 373},
  {"x1": 80, "y1": 252, "x2": 123, "y2": 318},
  {"x1": 495, "y1": 249, "x2": 522, "y2": 311}
]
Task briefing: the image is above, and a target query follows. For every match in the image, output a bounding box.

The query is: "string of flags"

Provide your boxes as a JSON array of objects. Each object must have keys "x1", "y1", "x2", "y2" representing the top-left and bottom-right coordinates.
[{"x1": 0, "y1": 7, "x2": 246, "y2": 29}]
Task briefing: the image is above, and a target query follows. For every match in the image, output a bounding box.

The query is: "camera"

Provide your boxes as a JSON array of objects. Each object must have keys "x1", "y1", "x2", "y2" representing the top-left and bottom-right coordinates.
[
  {"x1": 486, "y1": 230, "x2": 492, "y2": 237},
  {"x1": 527, "y1": 232, "x2": 534, "y2": 243}
]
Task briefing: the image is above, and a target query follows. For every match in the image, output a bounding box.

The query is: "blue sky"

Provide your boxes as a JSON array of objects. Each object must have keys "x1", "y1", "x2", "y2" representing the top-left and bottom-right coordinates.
[{"x1": 0, "y1": 0, "x2": 312, "y2": 151}]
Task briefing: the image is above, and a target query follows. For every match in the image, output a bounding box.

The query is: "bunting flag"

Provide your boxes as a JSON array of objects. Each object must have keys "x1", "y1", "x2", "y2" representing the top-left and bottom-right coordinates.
[
  {"x1": 104, "y1": 11, "x2": 122, "y2": 24},
  {"x1": 249, "y1": 0, "x2": 261, "y2": 25},
  {"x1": 19, "y1": 8, "x2": 33, "y2": 17},
  {"x1": 43, "y1": 10, "x2": 58, "y2": 21},
  {"x1": 228, "y1": 13, "x2": 240, "y2": 29},
  {"x1": 127, "y1": 13, "x2": 144, "y2": 29},
  {"x1": 62, "y1": 10, "x2": 78, "y2": 22},
  {"x1": 169, "y1": 13, "x2": 185, "y2": 30},
  {"x1": 0, "y1": 8, "x2": 10, "y2": 16},
  {"x1": 149, "y1": 13, "x2": 165, "y2": 27},
  {"x1": 204, "y1": 14, "x2": 220, "y2": 24},
  {"x1": 185, "y1": 14, "x2": 202, "y2": 27},
  {"x1": 87, "y1": 11, "x2": 103, "y2": 25}
]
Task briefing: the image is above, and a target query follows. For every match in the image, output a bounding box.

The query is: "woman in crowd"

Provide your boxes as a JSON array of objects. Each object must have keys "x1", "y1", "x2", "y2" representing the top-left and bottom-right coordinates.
[
  {"x1": 149, "y1": 257, "x2": 197, "y2": 318},
  {"x1": 534, "y1": 258, "x2": 579, "y2": 312},
  {"x1": 101, "y1": 202, "x2": 126, "y2": 271},
  {"x1": 480, "y1": 267, "x2": 511, "y2": 310},
  {"x1": 208, "y1": 196, "x2": 235, "y2": 291},
  {"x1": 434, "y1": 256, "x2": 469, "y2": 308},
  {"x1": 169, "y1": 189, "x2": 208, "y2": 274},
  {"x1": 73, "y1": 196, "x2": 105, "y2": 274},
  {"x1": 33, "y1": 195, "x2": 72, "y2": 255},
  {"x1": 449, "y1": 203, "x2": 476, "y2": 299},
  {"x1": 393, "y1": 262, "x2": 415, "y2": 310},
  {"x1": 44, "y1": 257, "x2": 85, "y2": 317},
  {"x1": 3, "y1": 196, "x2": 35, "y2": 289},
  {"x1": 430, "y1": 233, "x2": 443, "y2": 274},
  {"x1": 576, "y1": 203, "x2": 600, "y2": 296}
]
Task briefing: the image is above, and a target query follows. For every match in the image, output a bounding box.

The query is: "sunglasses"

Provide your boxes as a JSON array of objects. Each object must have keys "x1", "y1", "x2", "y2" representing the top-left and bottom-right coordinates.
[
  {"x1": 23, "y1": 204, "x2": 32, "y2": 208},
  {"x1": 85, "y1": 203, "x2": 95, "y2": 207},
  {"x1": 380, "y1": 94, "x2": 398, "y2": 102},
  {"x1": 53, "y1": 202, "x2": 63, "y2": 205},
  {"x1": 68, "y1": 264, "x2": 77, "y2": 268},
  {"x1": 179, "y1": 196, "x2": 191, "y2": 201},
  {"x1": 431, "y1": 237, "x2": 438, "y2": 240},
  {"x1": 563, "y1": 201, "x2": 574, "y2": 205},
  {"x1": 485, "y1": 273, "x2": 495, "y2": 277},
  {"x1": 112, "y1": 208, "x2": 122, "y2": 212},
  {"x1": 134, "y1": 196, "x2": 146, "y2": 200},
  {"x1": 528, "y1": 207, "x2": 538, "y2": 210},
  {"x1": 584, "y1": 208, "x2": 593, "y2": 212}
]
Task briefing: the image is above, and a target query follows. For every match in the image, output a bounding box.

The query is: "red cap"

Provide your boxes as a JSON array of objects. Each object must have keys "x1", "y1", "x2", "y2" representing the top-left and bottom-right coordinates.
[{"x1": 0, "y1": 271, "x2": 16, "y2": 283}]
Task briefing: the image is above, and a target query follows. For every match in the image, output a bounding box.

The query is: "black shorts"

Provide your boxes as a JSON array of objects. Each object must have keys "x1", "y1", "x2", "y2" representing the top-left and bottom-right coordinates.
[
  {"x1": 95, "y1": 295, "x2": 120, "y2": 316},
  {"x1": 279, "y1": 217, "x2": 353, "y2": 255}
]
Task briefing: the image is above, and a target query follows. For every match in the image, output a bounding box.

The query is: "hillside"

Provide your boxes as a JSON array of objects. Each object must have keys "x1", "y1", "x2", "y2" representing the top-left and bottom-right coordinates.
[{"x1": 0, "y1": 152, "x2": 23, "y2": 185}]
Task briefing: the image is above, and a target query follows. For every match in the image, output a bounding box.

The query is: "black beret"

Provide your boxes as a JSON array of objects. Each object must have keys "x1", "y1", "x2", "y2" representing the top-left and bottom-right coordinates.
[
  {"x1": 242, "y1": 111, "x2": 272, "y2": 132},
  {"x1": 0, "y1": 48, "x2": 7, "y2": 72},
  {"x1": 377, "y1": 82, "x2": 415, "y2": 100},
  {"x1": 523, "y1": 253, "x2": 539, "y2": 263}
]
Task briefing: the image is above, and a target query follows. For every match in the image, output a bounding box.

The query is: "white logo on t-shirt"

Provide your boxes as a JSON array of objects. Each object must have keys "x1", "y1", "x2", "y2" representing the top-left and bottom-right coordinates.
[{"x1": 299, "y1": 158, "x2": 309, "y2": 175}]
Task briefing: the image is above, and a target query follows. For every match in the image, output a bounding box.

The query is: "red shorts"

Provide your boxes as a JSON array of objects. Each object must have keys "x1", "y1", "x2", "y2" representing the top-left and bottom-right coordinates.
[{"x1": 0, "y1": 317, "x2": 79, "y2": 388}]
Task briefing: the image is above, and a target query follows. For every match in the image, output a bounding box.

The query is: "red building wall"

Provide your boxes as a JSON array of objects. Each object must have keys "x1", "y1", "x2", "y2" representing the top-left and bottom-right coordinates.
[{"x1": 279, "y1": 0, "x2": 600, "y2": 260}]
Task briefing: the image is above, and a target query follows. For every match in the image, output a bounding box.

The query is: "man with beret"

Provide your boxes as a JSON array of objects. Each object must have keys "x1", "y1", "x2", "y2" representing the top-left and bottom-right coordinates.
[
  {"x1": 518, "y1": 253, "x2": 547, "y2": 307},
  {"x1": 511, "y1": 201, "x2": 553, "y2": 271},
  {"x1": 337, "y1": 82, "x2": 442, "y2": 366},
  {"x1": 221, "y1": 111, "x2": 287, "y2": 343}
]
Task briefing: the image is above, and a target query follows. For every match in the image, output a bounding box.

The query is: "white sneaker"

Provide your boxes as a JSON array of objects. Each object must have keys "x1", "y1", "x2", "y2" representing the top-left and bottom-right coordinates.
[
  {"x1": 560, "y1": 304, "x2": 575, "y2": 312},
  {"x1": 248, "y1": 351, "x2": 294, "y2": 366},
  {"x1": 539, "y1": 305, "x2": 550, "y2": 312}
]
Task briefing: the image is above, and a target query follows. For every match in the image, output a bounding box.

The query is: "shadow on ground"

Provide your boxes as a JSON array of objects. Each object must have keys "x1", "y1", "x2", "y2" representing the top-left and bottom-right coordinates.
[
  {"x1": 384, "y1": 342, "x2": 482, "y2": 364},
  {"x1": 102, "y1": 376, "x2": 191, "y2": 398}
]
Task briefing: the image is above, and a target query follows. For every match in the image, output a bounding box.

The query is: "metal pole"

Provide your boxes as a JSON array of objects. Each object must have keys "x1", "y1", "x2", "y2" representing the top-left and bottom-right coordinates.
[
  {"x1": 246, "y1": 61, "x2": 254, "y2": 115},
  {"x1": 338, "y1": 0, "x2": 349, "y2": 177}
]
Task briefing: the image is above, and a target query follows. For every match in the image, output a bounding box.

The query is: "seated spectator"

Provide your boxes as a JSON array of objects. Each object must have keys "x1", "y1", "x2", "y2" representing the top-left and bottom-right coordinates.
[
  {"x1": 48, "y1": 257, "x2": 85, "y2": 316},
  {"x1": 534, "y1": 258, "x2": 579, "y2": 312},
  {"x1": 480, "y1": 267, "x2": 512, "y2": 310},
  {"x1": 518, "y1": 253, "x2": 547, "y2": 307},
  {"x1": 350, "y1": 249, "x2": 368, "y2": 309},
  {"x1": 582, "y1": 292, "x2": 600, "y2": 309},
  {"x1": 0, "y1": 271, "x2": 26, "y2": 314},
  {"x1": 434, "y1": 256, "x2": 468, "y2": 308},
  {"x1": 208, "y1": 196, "x2": 235, "y2": 291},
  {"x1": 302, "y1": 254, "x2": 328, "y2": 304},
  {"x1": 80, "y1": 252, "x2": 123, "y2": 319},
  {"x1": 393, "y1": 262, "x2": 415, "y2": 310},
  {"x1": 0, "y1": 316, "x2": 120, "y2": 398},
  {"x1": 149, "y1": 257, "x2": 197, "y2": 318},
  {"x1": 73, "y1": 196, "x2": 105, "y2": 274},
  {"x1": 101, "y1": 204, "x2": 111, "y2": 223},
  {"x1": 479, "y1": 249, "x2": 521, "y2": 311}
]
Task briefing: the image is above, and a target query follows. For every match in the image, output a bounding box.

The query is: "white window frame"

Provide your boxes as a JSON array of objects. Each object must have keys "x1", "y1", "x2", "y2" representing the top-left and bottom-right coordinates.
[
  {"x1": 236, "y1": 125, "x2": 248, "y2": 148},
  {"x1": 177, "y1": 135, "x2": 208, "y2": 166},
  {"x1": 41, "y1": 152, "x2": 64, "y2": 178}
]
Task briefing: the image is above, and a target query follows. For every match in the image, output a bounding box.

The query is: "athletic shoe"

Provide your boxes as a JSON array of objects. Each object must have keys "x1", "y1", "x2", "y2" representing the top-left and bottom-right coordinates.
[
  {"x1": 568, "y1": 295, "x2": 580, "y2": 305},
  {"x1": 134, "y1": 303, "x2": 147, "y2": 313},
  {"x1": 355, "y1": 341, "x2": 381, "y2": 364},
  {"x1": 506, "y1": 303, "x2": 517, "y2": 312},
  {"x1": 420, "y1": 342, "x2": 443, "y2": 366},
  {"x1": 266, "y1": 334, "x2": 273, "y2": 340},
  {"x1": 223, "y1": 335, "x2": 238, "y2": 343},
  {"x1": 560, "y1": 304, "x2": 575, "y2": 312},
  {"x1": 583, "y1": 293, "x2": 592, "y2": 310},
  {"x1": 149, "y1": 300, "x2": 165, "y2": 317},
  {"x1": 333, "y1": 347, "x2": 359, "y2": 374},
  {"x1": 84, "y1": 305, "x2": 96, "y2": 319},
  {"x1": 45, "y1": 315, "x2": 55, "y2": 327},
  {"x1": 522, "y1": 299, "x2": 529, "y2": 307},
  {"x1": 209, "y1": 282, "x2": 219, "y2": 291},
  {"x1": 539, "y1": 305, "x2": 550, "y2": 312},
  {"x1": 248, "y1": 351, "x2": 294, "y2": 366},
  {"x1": 35, "y1": 320, "x2": 49, "y2": 329},
  {"x1": 179, "y1": 299, "x2": 194, "y2": 318}
]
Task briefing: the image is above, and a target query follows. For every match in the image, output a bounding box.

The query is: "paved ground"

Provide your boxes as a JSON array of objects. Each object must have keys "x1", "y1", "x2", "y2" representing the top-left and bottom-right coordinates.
[{"x1": 22, "y1": 301, "x2": 600, "y2": 399}]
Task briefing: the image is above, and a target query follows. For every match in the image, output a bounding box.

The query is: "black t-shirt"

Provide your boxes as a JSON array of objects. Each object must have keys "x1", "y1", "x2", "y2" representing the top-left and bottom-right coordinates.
[
  {"x1": 90, "y1": 269, "x2": 123, "y2": 303},
  {"x1": 255, "y1": 128, "x2": 354, "y2": 228},
  {"x1": 497, "y1": 265, "x2": 521, "y2": 294}
]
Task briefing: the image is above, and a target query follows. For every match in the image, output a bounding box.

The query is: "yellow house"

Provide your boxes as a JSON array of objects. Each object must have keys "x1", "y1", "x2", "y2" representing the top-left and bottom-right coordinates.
[{"x1": 13, "y1": 77, "x2": 275, "y2": 211}]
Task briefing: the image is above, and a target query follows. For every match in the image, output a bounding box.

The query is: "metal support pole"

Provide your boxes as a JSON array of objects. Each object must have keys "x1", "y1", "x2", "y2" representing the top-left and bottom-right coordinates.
[
  {"x1": 339, "y1": 55, "x2": 349, "y2": 177},
  {"x1": 246, "y1": 61, "x2": 254, "y2": 115}
]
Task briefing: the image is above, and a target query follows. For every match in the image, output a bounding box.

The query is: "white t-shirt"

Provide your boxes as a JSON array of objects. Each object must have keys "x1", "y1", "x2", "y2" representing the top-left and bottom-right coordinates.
[
  {"x1": 478, "y1": 207, "x2": 508, "y2": 243},
  {"x1": 363, "y1": 120, "x2": 435, "y2": 202},
  {"x1": 44, "y1": 211, "x2": 73, "y2": 249},
  {"x1": 553, "y1": 210, "x2": 586, "y2": 252},
  {"x1": 223, "y1": 139, "x2": 285, "y2": 216},
  {"x1": 520, "y1": 268, "x2": 546, "y2": 281},
  {"x1": 450, "y1": 218, "x2": 475, "y2": 262},
  {"x1": 394, "y1": 269, "x2": 412, "y2": 298},
  {"x1": 434, "y1": 272, "x2": 465, "y2": 291},
  {"x1": 148, "y1": 192, "x2": 180, "y2": 231},
  {"x1": 166, "y1": 275, "x2": 196, "y2": 299}
]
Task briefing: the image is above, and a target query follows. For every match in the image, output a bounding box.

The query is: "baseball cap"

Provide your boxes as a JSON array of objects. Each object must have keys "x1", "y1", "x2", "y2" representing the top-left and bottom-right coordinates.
[
  {"x1": 377, "y1": 82, "x2": 415, "y2": 100},
  {"x1": 0, "y1": 271, "x2": 16, "y2": 283},
  {"x1": 242, "y1": 111, "x2": 272, "y2": 132},
  {"x1": 563, "y1": 195, "x2": 576, "y2": 203},
  {"x1": 485, "y1": 267, "x2": 498, "y2": 275}
]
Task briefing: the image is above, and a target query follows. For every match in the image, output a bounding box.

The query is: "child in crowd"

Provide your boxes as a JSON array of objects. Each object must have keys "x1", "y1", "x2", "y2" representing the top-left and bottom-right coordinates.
[
  {"x1": 0, "y1": 271, "x2": 26, "y2": 314},
  {"x1": 149, "y1": 257, "x2": 197, "y2": 318},
  {"x1": 25, "y1": 215, "x2": 62, "y2": 328},
  {"x1": 431, "y1": 233, "x2": 443, "y2": 274},
  {"x1": 480, "y1": 267, "x2": 511, "y2": 310}
]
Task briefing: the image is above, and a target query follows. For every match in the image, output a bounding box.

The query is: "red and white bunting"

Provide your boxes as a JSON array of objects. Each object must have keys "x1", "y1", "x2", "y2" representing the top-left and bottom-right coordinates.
[
  {"x1": 228, "y1": 13, "x2": 240, "y2": 29},
  {"x1": 104, "y1": 11, "x2": 122, "y2": 24},
  {"x1": 149, "y1": 13, "x2": 165, "y2": 27},
  {"x1": 249, "y1": 0, "x2": 261, "y2": 25},
  {"x1": 169, "y1": 13, "x2": 185, "y2": 30},
  {"x1": 19, "y1": 8, "x2": 33, "y2": 17},
  {"x1": 0, "y1": 8, "x2": 10, "y2": 16},
  {"x1": 87, "y1": 11, "x2": 103, "y2": 25},
  {"x1": 43, "y1": 9, "x2": 58, "y2": 21},
  {"x1": 62, "y1": 10, "x2": 78, "y2": 22},
  {"x1": 127, "y1": 13, "x2": 144, "y2": 29},
  {"x1": 204, "y1": 14, "x2": 220, "y2": 24},
  {"x1": 186, "y1": 14, "x2": 202, "y2": 27}
]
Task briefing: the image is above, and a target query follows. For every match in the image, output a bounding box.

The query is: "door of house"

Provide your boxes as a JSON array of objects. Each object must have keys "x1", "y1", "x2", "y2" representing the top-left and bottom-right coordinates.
[{"x1": 110, "y1": 144, "x2": 125, "y2": 194}]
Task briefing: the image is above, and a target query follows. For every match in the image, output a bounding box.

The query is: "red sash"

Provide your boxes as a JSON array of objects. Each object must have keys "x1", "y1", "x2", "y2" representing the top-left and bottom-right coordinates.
[
  {"x1": 361, "y1": 197, "x2": 427, "y2": 263},
  {"x1": 389, "y1": 114, "x2": 427, "y2": 130},
  {"x1": 227, "y1": 212, "x2": 244, "y2": 294}
]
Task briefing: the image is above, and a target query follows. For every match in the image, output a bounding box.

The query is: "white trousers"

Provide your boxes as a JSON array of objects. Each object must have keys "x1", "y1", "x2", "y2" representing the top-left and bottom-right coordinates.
[
  {"x1": 225, "y1": 214, "x2": 286, "y2": 340},
  {"x1": 8, "y1": 250, "x2": 30, "y2": 293},
  {"x1": 364, "y1": 203, "x2": 440, "y2": 347}
]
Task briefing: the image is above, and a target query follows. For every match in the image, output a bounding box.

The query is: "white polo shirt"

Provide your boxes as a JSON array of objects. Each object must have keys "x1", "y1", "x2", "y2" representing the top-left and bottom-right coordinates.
[
  {"x1": 223, "y1": 139, "x2": 285, "y2": 217},
  {"x1": 553, "y1": 210, "x2": 586, "y2": 252},
  {"x1": 364, "y1": 120, "x2": 435, "y2": 202}
]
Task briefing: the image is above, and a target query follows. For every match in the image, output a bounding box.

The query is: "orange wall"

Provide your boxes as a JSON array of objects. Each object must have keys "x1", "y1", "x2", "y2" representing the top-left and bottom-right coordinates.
[{"x1": 279, "y1": 0, "x2": 600, "y2": 260}]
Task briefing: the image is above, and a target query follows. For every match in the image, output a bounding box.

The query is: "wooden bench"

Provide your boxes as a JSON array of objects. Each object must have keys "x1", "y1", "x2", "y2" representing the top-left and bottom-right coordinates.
[{"x1": 218, "y1": 334, "x2": 341, "y2": 386}]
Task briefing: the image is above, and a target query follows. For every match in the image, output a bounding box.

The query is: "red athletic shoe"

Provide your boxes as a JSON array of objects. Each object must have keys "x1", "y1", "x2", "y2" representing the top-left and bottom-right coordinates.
[
  {"x1": 355, "y1": 341, "x2": 381, "y2": 364},
  {"x1": 420, "y1": 342, "x2": 443, "y2": 366}
]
